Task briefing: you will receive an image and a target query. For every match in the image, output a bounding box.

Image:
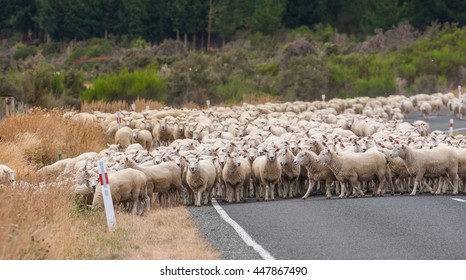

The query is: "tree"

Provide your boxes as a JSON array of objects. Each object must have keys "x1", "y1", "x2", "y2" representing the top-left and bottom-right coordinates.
[
  {"x1": 124, "y1": 0, "x2": 150, "y2": 40},
  {"x1": 252, "y1": 0, "x2": 286, "y2": 35}
]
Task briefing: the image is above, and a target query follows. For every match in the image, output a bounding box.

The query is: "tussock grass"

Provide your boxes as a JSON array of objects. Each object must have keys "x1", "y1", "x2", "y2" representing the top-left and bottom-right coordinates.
[
  {"x1": 0, "y1": 109, "x2": 219, "y2": 260},
  {"x1": 81, "y1": 98, "x2": 165, "y2": 113}
]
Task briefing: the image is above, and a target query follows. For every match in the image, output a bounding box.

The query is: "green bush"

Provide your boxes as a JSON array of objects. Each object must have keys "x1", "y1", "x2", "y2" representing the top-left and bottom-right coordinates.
[
  {"x1": 81, "y1": 69, "x2": 167, "y2": 103},
  {"x1": 279, "y1": 55, "x2": 329, "y2": 101},
  {"x1": 13, "y1": 43, "x2": 37, "y2": 60},
  {"x1": 216, "y1": 77, "x2": 261, "y2": 105}
]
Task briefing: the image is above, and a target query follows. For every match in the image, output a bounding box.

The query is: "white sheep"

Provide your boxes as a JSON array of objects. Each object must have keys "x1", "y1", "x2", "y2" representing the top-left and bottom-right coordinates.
[
  {"x1": 92, "y1": 168, "x2": 148, "y2": 215},
  {"x1": 390, "y1": 144, "x2": 459, "y2": 195},
  {"x1": 185, "y1": 155, "x2": 218, "y2": 206},
  {"x1": 115, "y1": 126, "x2": 133, "y2": 151},
  {"x1": 419, "y1": 101, "x2": 432, "y2": 119},
  {"x1": 132, "y1": 129, "x2": 153, "y2": 150},
  {"x1": 277, "y1": 146, "x2": 300, "y2": 198},
  {"x1": 123, "y1": 157, "x2": 184, "y2": 208},
  {"x1": 294, "y1": 150, "x2": 336, "y2": 199},
  {"x1": 252, "y1": 146, "x2": 282, "y2": 201},
  {"x1": 316, "y1": 149, "x2": 388, "y2": 198},
  {"x1": 153, "y1": 119, "x2": 173, "y2": 146},
  {"x1": 222, "y1": 152, "x2": 251, "y2": 203},
  {"x1": 0, "y1": 164, "x2": 15, "y2": 184}
]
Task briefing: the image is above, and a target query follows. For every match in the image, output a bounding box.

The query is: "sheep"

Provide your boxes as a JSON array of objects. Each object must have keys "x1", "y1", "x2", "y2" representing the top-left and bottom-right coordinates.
[
  {"x1": 316, "y1": 149, "x2": 388, "y2": 198},
  {"x1": 91, "y1": 168, "x2": 148, "y2": 216},
  {"x1": 185, "y1": 155, "x2": 218, "y2": 206},
  {"x1": 122, "y1": 157, "x2": 184, "y2": 208},
  {"x1": 38, "y1": 158, "x2": 75, "y2": 180},
  {"x1": 277, "y1": 146, "x2": 300, "y2": 198},
  {"x1": 222, "y1": 152, "x2": 251, "y2": 203},
  {"x1": 153, "y1": 119, "x2": 173, "y2": 146},
  {"x1": 419, "y1": 101, "x2": 432, "y2": 119},
  {"x1": 252, "y1": 146, "x2": 282, "y2": 201},
  {"x1": 115, "y1": 126, "x2": 133, "y2": 151},
  {"x1": 390, "y1": 144, "x2": 459, "y2": 195},
  {"x1": 294, "y1": 150, "x2": 336, "y2": 199},
  {"x1": 132, "y1": 129, "x2": 153, "y2": 150},
  {"x1": 0, "y1": 164, "x2": 15, "y2": 185}
]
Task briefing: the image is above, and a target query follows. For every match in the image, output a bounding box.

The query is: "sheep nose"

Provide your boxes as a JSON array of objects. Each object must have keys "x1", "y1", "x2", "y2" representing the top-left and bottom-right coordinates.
[{"x1": 190, "y1": 167, "x2": 195, "y2": 172}]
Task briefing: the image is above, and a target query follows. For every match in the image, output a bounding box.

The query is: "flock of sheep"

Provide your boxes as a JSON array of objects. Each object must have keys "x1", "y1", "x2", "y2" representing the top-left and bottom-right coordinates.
[{"x1": 3, "y1": 91, "x2": 466, "y2": 216}]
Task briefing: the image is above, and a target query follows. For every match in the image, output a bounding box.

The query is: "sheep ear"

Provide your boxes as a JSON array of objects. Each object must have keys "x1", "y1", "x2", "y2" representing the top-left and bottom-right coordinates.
[{"x1": 107, "y1": 143, "x2": 110, "y2": 147}]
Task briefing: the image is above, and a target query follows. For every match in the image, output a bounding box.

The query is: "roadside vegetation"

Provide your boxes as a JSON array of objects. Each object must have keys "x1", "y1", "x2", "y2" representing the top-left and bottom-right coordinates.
[
  {"x1": 2, "y1": 22, "x2": 466, "y2": 109},
  {"x1": 0, "y1": 111, "x2": 219, "y2": 259}
]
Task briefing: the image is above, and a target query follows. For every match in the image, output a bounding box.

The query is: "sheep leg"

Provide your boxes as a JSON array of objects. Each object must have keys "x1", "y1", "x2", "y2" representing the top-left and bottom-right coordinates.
[
  {"x1": 410, "y1": 178, "x2": 422, "y2": 196},
  {"x1": 271, "y1": 183, "x2": 275, "y2": 201},
  {"x1": 451, "y1": 174, "x2": 459, "y2": 195},
  {"x1": 338, "y1": 182, "x2": 347, "y2": 199},
  {"x1": 265, "y1": 184, "x2": 270, "y2": 201},
  {"x1": 325, "y1": 181, "x2": 332, "y2": 199},
  {"x1": 302, "y1": 180, "x2": 317, "y2": 200},
  {"x1": 195, "y1": 190, "x2": 202, "y2": 207},
  {"x1": 254, "y1": 182, "x2": 263, "y2": 201}
]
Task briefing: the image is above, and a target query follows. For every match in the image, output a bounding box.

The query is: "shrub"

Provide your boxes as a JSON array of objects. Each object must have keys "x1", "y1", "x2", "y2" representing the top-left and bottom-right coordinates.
[
  {"x1": 279, "y1": 55, "x2": 329, "y2": 101},
  {"x1": 13, "y1": 43, "x2": 37, "y2": 60},
  {"x1": 81, "y1": 69, "x2": 167, "y2": 103}
]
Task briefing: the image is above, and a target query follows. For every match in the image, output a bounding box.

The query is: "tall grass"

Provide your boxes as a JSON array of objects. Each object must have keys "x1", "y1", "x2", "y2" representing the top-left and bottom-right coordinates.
[
  {"x1": 81, "y1": 98, "x2": 165, "y2": 113},
  {"x1": 0, "y1": 109, "x2": 219, "y2": 259}
]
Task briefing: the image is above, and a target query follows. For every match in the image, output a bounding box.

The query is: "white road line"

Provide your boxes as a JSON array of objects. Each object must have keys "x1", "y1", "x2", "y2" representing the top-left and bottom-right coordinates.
[
  {"x1": 211, "y1": 198, "x2": 275, "y2": 260},
  {"x1": 451, "y1": 198, "x2": 466, "y2": 203}
]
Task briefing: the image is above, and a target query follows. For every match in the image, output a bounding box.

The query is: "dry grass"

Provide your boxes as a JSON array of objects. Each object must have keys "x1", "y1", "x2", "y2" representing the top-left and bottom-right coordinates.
[
  {"x1": 81, "y1": 98, "x2": 165, "y2": 113},
  {"x1": 0, "y1": 109, "x2": 220, "y2": 260}
]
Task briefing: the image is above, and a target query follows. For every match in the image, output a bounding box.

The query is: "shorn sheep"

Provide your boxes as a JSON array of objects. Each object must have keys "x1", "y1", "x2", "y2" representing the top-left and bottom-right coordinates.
[
  {"x1": 92, "y1": 168, "x2": 148, "y2": 215},
  {"x1": 390, "y1": 144, "x2": 459, "y2": 195},
  {"x1": 316, "y1": 149, "x2": 388, "y2": 198},
  {"x1": 186, "y1": 155, "x2": 218, "y2": 206}
]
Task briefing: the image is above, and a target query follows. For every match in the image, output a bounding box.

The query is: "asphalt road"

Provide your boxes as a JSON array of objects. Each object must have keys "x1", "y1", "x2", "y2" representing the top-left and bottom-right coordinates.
[
  {"x1": 189, "y1": 109, "x2": 466, "y2": 260},
  {"x1": 404, "y1": 108, "x2": 466, "y2": 132}
]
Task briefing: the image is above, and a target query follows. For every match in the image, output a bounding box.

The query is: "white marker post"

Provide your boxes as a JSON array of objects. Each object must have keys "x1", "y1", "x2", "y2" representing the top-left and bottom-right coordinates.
[
  {"x1": 206, "y1": 99, "x2": 210, "y2": 109},
  {"x1": 459, "y1": 85, "x2": 462, "y2": 99},
  {"x1": 131, "y1": 103, "x2": 136, "y2": 112},
  {"x1": 322, "y1": 94, "x2": 326, "y2": 102},
  {"x1": 145, "y1": 105, "x2": 149, "y2": 112},
  {"x1": 97, "y1": 161, "x2": 117, "y2": 232},
  {"x1": 117, "y1": 111, "x2": 122, "y2": 130},
  {"x1": 450, "y1": 118, "x2": 454, "y2": 136}
]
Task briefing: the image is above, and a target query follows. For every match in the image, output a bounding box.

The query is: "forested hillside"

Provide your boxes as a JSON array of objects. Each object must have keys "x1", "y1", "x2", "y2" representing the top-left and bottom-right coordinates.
[{"x1": 1, "y1": 0, "x2": 466, "y2": 108}]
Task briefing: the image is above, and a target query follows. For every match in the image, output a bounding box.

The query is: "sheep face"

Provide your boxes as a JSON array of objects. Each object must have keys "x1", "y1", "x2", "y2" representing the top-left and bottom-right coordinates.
[
  {"x1": 277, "y1": 149, "x2": 290, "y2": 166},
  {"x1": 4, "y1": 170, "x2": 15, "y2": 183},
  {"x1": 159, "y1": 120, "x2": 167, "y2": 130},
  {"x1": 217, "y1": 152, "x2": 227, "y2": 167},
  {"x1": 152, "y1": 153, "x2": 163, "y2": 165},
  {"x1": 228, "y1": 153, "x2": 242, "y2": 167},
  {"x1": 289, "y1": 141, "x2": 298, "y2": 153},
  {"x1": 265, "y1": 147, "x2": 278, "y2": 162},
  {"x1": 390, "y1": 145, "x2": 406, "y2": 159},
  {"x1": 316, "y1": 149, "x2": 332, "y2": 166},
  {"x1": 247, "y1": 148, "x2": 257, "y2": 162},
  {"x1": 187, "y1": 157, "x2": 200, "y2": 172},
  {"x1": 85, "y1": 177, "x2": 99, "y2": 193},
  {"x1": 293, "y1": 151, "x2": 308, "y2": 166}
]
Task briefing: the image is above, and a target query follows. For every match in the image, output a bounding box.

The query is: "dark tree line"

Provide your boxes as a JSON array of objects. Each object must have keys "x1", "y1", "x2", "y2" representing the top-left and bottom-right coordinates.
[{"x1": 1, "y1": 0, "x2": 466, "y2": 46}]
